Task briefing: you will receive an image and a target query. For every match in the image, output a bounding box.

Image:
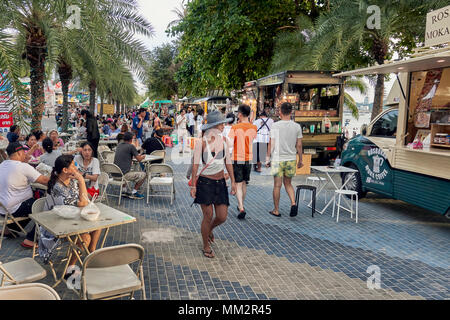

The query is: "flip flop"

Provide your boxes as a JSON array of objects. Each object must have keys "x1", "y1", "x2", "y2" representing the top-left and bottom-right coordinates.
[
  {"x1": 269, "y1": 211, "x2": 281, "y2": 218},
  {"x1": 202, "y1": 249, "x2": 215, "y2": 259},
  {"x1": 21, "y1": 242, "x2": 38, "y2": 249}
]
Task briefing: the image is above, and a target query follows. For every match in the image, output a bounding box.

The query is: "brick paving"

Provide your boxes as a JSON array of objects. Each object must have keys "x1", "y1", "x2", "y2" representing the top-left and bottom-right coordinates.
[{"x1": 1, "y1": 146, "x2": 449, "y2": 300}]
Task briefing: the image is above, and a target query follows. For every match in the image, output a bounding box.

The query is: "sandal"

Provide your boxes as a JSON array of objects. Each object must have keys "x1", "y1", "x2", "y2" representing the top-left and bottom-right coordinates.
[
  {"x1": 202, "y1": 249, "x2": 215, "y2": 259},
  {"x1": 21, "y1": 241, "x2": 38, "y2": 249},
  {"x1": 269, "y1": 211, "x2": 281, "y2": 218}
]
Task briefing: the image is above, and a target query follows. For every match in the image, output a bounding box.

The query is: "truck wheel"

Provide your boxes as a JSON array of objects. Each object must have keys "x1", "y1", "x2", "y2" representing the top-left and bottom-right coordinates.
[{"x1": 342, "y1": 164, "x2": 367, "y2": 199}]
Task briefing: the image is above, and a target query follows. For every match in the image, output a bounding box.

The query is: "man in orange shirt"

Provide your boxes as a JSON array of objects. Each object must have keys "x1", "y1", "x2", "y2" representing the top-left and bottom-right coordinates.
[{"x1": 228, "y1": 105, "x2": 257, "y2": 220}]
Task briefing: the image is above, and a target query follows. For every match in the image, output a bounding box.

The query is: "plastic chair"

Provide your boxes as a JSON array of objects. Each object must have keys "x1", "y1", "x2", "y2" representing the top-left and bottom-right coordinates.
[
  {"x1": 146, "y1": 164, "x2": 175, "y2": 205},
  {"x1": 0, "y1": 202, "x2": 29, "y2": 250},
  {"x1": 333, "y1": 190, "x2": 359, "y2": 223},
  {"x1": 149, "y1": 150, "x2": 166, "y2": 164},
  {"x1": 81, "y1": 244, "x2": 146, "y2": 300},
  {"x1": 0, "y1": 259, "x2": 47, "y2": 286},
  {"x1": 0, "y1": 283, "x2": 60, "y2": 300}
]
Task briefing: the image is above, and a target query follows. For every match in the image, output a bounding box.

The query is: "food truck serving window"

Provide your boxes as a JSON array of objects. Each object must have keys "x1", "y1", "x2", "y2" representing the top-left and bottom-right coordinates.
[
  {"x1": 288, "y1": 84, "x2": 340, "y2": 111},
  {"x1": 407, "y1": 67, "x2": 450, "y2": 146}
]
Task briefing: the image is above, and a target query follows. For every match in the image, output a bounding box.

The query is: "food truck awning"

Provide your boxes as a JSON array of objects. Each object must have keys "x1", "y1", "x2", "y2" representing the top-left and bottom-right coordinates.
[{"x1": 333, "y1": 50, "x2": 450, "y2": 77}]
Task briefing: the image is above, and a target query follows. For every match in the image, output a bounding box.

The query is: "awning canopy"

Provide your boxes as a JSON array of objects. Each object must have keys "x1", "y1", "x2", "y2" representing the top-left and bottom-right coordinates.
[{"x1": 334, "y1": 50, "x2": 450, "y2": 77}]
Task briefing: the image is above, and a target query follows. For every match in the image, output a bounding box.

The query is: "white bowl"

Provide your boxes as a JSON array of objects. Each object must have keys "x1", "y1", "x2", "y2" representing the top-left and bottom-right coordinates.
[{"x1": 53, "y1": 205, "x2": 80, "y2": 219}]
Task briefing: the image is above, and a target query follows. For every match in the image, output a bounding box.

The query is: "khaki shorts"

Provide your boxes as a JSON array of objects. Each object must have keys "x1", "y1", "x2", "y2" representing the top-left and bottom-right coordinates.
[
  {"x1": 124, "y1": 171, "x2": 147, "y2": 182},
  {"x1": 271, "y1": 160, "x2": 297, "y2": 178}
]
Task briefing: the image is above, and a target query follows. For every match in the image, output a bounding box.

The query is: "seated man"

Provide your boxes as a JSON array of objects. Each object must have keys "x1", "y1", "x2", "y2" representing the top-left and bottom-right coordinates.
[
  {"x1": 0, "y1": 142, "x2": 50, "y2": 248},
  {"x1": 141, "y1": 129, "x2": 166, "y2": 162},
  {"x1": 113, "y1": 132, "x2": 146, "y2": 199}
]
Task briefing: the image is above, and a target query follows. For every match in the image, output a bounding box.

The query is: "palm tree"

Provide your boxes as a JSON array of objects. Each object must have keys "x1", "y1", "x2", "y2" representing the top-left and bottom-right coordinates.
[{"x1": 303, "y1": 0, "x2": 449, "y2": 121}]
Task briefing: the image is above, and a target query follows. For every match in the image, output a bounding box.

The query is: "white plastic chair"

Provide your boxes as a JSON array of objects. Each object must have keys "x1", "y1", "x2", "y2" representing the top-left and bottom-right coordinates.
[
  {"x1": 146, "y1": 164, "x2": 175, "y2": 205},
  {"x1": 332, "y1": 190, "x2": 359, "y2": 223},
  {"x1": 96, "y1": 172, "x2": 110, "y2": 205},
  {"x1": 81, "y1": 244, "x2": 146, "y2": 300},
  {"x1": 101, "y1": 151, "x2": 115, "y2": 164},
  {"x1": 0, "y1": 283, "x2": 60, "y2": 300}
]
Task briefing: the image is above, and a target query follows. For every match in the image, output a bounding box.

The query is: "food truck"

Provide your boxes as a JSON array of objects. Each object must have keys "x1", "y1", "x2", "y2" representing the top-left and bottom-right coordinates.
[
  {"x1": 335, "y1": 48, "x2": 450, "y2": 217},
  {"x1": 256, "y1": 71, "x2": 345, "y2": 162},
  {"x1": 193, "y1": 96, "x2": 233, "y2": 115}
]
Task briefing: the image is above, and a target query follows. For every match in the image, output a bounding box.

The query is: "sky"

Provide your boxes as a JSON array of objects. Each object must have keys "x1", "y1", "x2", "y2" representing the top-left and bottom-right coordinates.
[{"x1": 134, "y1": 0, "x2": 394, "y2": 103}]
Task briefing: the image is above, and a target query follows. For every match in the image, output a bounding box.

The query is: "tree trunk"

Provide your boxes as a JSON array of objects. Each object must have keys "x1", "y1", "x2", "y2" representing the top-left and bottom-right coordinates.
[
  {"x1": 116, "y1": 100, "x2": 120, "y2": 115},
  {"x1": 371, "y1": 37, "x2": 388, "y2": 121},
  {"x1": 58, "y1": 61, "x2": 73, "y2": 132},
  {"x1": 89, "y1": 80, "x2": 97, "y2": 115},
  {"x1": 26, "y1": 32, "x2": 47, "y2": 132},
  {"x1": 100, "y1": 96, "x2": 104, "y2": 116},
  {"x1": 371, "y1": 74, "x2": 385, "y2": 121}
]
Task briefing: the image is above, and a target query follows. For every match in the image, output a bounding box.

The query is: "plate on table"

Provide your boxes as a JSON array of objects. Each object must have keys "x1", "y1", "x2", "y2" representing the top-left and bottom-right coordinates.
[{"x1": 52, "y1": 206, "x2": 80, "y2": 220}]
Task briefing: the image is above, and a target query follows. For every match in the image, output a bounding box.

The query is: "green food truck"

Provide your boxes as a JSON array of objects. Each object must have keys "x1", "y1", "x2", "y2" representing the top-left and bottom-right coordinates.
[{"x1": 334, "y1": 48, "x2": 450, "y2": 217}]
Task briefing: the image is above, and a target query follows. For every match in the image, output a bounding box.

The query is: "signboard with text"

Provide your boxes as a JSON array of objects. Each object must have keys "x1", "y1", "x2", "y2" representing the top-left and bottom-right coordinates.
[{"x1": 425, "y1": 5, "x2": 450, "y2": 47}]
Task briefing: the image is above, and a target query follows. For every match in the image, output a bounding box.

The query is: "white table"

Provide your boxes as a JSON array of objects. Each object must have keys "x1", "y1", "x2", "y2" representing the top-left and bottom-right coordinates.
[
  {"x1": 309, "y1": 166, "x2": 358, "y2": 215},
  {"x1": 30, "y1": 203, "x2": 136, "y2": 289}
]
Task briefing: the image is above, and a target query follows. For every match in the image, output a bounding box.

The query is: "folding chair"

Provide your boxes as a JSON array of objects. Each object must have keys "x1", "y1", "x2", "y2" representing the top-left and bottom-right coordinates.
[
  {"x1": 149, "y1": 150, "x2": 166, "y2": 163},
  {"x1": 146, "y1": 164, "x2": 175, "y2": 205},
  {"x1": 0, "y1": 258, "x2": 47, "y2": 286},
  {"x1": 0, "y1": 283, "x2": 60, "y2": 300},
  {"x1": 81, "y1": 244, "x2": 146, "y2": 300},
  {"x1": 101, "y1": 151, "x2": 115, "y2": 164},
  {"x1": 96, "y1": 172, "x2": 110, "y2": 205},
  {"x1": 0, "y1": 202, "x2": 29, "y2": 250},
  {"x1": 101, "y1": 164, "x2": 132, "y2": 206}
]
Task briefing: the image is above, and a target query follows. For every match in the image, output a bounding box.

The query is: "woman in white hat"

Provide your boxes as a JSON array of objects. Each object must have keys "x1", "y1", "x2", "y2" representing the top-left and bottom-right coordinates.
[{"x1": 190, "y1": 111, "x2": 237, "y2": 258}]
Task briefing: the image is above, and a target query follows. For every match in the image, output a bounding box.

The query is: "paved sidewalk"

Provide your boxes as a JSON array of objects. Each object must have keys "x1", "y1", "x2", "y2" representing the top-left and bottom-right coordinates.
[{"x1": 1, "y1": 151, "x2": 449, "y2": 300}]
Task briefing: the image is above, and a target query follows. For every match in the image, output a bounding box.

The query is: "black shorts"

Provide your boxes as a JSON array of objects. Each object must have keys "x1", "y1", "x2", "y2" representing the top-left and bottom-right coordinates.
[
  {"x1": 194, "y1": 176, "x2": 229, "y2": 206},
  {"x1": 233, "y1": 161, "x2": 251, "y2": 183}
]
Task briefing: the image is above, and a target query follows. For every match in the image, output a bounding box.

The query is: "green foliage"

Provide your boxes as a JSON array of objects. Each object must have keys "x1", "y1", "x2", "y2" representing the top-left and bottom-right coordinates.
[
  {"x1": 146, "y1": 43, "x2": 179, "y2": 100},
  {"x1": 170, "y1": 0, "x2": 303, "y2": 96}
]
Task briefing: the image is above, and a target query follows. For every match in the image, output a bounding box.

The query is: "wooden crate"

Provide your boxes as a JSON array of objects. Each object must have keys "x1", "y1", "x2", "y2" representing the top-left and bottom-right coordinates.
[{"x1": 296, "y1": 154, "x2": 312, "y2": 175}]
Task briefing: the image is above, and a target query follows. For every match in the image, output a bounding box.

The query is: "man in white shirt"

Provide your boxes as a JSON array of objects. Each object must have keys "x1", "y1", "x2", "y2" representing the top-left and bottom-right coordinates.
[
  {"x1": 266, "y1": 103, "x2": 303, "y2": 218},
  {"x1": 0, "y1": 142, "x2": 50, "y2": 248},
  {"x1": 187, "y1": 107, "x2": 195, "y2": 137},
  {"x1": 176, "y1": 108, "x2": 189, "y2": 154},
  {"x1": 253, "y1": 112, "x2": 274, "y2": 172}
]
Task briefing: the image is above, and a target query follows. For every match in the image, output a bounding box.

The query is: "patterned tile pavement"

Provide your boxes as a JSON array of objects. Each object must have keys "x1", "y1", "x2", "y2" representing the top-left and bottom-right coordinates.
[{"x1": 1, "y1": 148, "x2": 449, "y2": 300}]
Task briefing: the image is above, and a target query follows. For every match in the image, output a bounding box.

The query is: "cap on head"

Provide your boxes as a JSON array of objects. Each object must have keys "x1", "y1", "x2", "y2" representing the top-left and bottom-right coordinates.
[{"x1": 6, "y1": 142, "x2": 24, "y2": 157}]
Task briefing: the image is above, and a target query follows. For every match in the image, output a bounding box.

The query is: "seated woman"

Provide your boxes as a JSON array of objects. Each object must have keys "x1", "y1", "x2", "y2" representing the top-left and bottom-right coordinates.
[
  {"x1": 23, "y1": 133, "x2": 44, "y2": 161},
  {"x1": 49, "y1": 130, "x2": 64, "y2": 150},
  {"x1": 40, "y1": 138, "x2": 81, "y2": 167},
  {"x1": 41, "y1": 155, "x2": 102, "y2": 278},
  {"x1": 74, "y1": 142, "x2": 101, "y2": 198}
]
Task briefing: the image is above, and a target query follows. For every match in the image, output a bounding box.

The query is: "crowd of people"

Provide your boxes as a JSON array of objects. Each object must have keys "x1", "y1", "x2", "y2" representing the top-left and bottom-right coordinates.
[{"x1": 0, "y1": 101, "x2": 305, "y2": 262}]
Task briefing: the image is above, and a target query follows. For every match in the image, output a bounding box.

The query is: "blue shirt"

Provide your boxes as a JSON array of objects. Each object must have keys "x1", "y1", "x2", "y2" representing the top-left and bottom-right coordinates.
[
  {"x1": 7, "y1": 132, "x2": 19, "y2": 143},
  {"x1": 132, "y1": 116, "x2": 143, "y2": 139},
  {"x1": 102, "y1": 124, "x2": 111, "y2": 136}
]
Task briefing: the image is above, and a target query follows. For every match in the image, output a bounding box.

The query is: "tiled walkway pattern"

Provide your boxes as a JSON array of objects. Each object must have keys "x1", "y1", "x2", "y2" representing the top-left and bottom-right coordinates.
[{"x1": 1, "y1": 152, "x2": 449, "y2": 300}]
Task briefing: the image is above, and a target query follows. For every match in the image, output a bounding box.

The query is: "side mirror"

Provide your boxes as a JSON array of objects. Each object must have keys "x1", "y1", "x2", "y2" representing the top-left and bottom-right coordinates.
[{"x1": 361, "y1": 124, "x2": 368, "y2": 136}]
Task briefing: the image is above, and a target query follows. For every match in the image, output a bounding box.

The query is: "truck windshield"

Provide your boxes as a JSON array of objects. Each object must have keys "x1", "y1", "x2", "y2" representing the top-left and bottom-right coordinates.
[{"x1": 288, "y1": 84, "x2": 340, "y2": 111}]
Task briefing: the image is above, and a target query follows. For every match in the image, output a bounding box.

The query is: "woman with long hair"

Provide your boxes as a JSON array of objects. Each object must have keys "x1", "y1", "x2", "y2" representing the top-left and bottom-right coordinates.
[
  {"x1": 42, "y1": 155, "x2": 102, "y2": 279},
  {"x1": 74, "y1": 142, "x2": 101, "y2": 198},
  {"x1": 190, "y1": 111, "x2": 236, "y2": 258},
  {"x1": 81, "y1": 110, "x2": 100, "y2": 158}
]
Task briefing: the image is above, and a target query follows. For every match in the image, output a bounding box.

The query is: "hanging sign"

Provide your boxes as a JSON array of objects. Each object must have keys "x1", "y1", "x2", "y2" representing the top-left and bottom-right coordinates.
[{"x1": 425, "y1": 5, "x2": 450, "y2": 47}]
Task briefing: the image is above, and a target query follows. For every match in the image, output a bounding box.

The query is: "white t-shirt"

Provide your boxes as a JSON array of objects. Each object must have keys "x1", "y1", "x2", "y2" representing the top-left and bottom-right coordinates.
[
  {"x1": 0, "y1": 160, "x2": 42, "y2": 215},
  {"x1": 74, "y1": 155, "x2": 101, "y2": 189},
  {"x1": 188, "y1": 112, "x2": 195, "y2": 127},
  {"x1": 40, "y1": 150, "x2": 62, "y2": 168},
  {"x1": 196, "y1": 115, "x2": 204, "y2": 131},
  {"x1": 253, "y1": 117, "x2": 274, "y2": 144},
  {"x1": 177, "y1": 115, "x2": 187, "y2": 131},
  {"x1": 270, "y1": 120, "x2": 303, "y2": 162}
]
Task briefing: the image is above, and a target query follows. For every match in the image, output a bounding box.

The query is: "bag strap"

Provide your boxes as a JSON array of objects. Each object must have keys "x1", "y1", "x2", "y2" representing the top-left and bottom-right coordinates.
[{"x1": 257, "y1": 118, "x2": 270, "y2": 133}]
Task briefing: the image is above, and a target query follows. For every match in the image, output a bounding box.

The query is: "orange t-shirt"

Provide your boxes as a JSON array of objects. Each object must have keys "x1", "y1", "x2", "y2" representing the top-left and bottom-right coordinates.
[{"x1": 228, "y1": 122, "x2": 257, "y2": 162}]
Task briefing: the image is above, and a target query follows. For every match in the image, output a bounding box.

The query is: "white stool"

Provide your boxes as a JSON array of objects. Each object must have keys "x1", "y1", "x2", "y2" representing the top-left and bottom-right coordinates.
[
  {"x1": 332, "y1": 190, "x2": 359, "y2": 223},
  {"x1": 303, "y1": 177, "x2": 328, "y2": 203}
]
